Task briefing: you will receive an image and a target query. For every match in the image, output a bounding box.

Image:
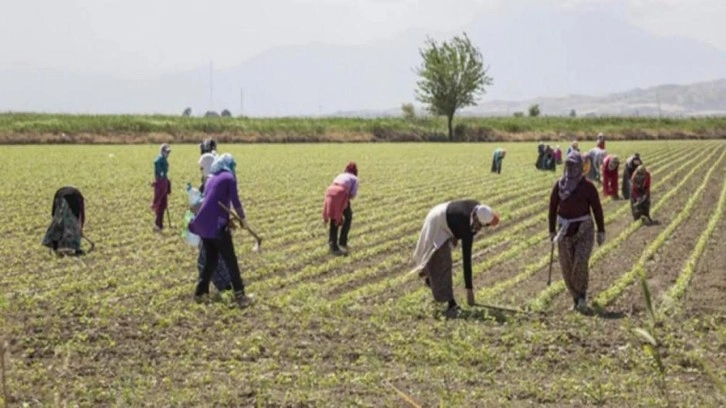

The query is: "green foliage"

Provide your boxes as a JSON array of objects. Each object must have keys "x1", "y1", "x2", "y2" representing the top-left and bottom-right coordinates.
[
  {"x1": 401, "y1": 103, "x2": 416, "y2": 120},
  {"x1": 529, "y1": 104, "x2": 541, "y2": 117},
  {"x1": 415, "y1": 33, "x2": 492, "y2": 141}
]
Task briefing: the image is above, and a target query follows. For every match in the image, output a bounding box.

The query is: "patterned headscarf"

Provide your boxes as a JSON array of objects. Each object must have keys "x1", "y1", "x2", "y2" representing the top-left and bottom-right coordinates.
[
  {"x1": 558, "y1": 151, "x2": 584, "y2": 201},
  {"x1": 210, "y1": 153, "x2": 236, "y2": 175},
  {"x1": 608, "y1": 155, "x2": 620, "y2": 171},
  {"x1": 632, "y1": 165, "x2": 648, "y2": 186}
]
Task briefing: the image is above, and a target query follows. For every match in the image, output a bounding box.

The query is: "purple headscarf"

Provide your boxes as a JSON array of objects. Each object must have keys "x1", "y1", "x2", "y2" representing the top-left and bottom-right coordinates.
[{"x1": 558, "y1": 151, "x2": 584, "y2": 200}]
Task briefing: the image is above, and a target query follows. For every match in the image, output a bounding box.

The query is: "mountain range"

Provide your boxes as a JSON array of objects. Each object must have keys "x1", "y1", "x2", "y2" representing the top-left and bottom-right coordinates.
[{"x1": 1, "y1": 6, "x2": 725, "y2": 116}]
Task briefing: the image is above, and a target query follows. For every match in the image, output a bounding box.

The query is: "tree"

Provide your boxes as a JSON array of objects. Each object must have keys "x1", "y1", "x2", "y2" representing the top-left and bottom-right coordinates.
[
  {"x1": 221, "y1": 109, "x2": 232, "y2": 117},
  {"x1": 204, "y1": 111, "x2": 219, "y2": 118},
  {"x1": 415, "y1": 33, "x2": 492, "y2": 141},
  {"x1": 513, "y1": 112, "x2": 524, "y2": 117},
  {"x1": 182, "y1": 107, "x2": 192, "y2": 117},
  {"x1": 401, "y1": 103, "x2": 416, "y2": 120},
  {"x1": 528, "y1": 104, "x2": 540, "y2": 117},
  {"x1": 569, "y1": 109, "x2": 577, "y2": 118}
]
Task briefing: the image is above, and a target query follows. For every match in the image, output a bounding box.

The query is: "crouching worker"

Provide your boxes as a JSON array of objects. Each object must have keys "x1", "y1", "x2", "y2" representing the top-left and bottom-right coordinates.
[
  {"x1": 412, "y1": 200, "x2": 500, "y2": 318},
  {"x1": 43, "y1": 186, "x2": 88, "y2": 256},
  {"x1": 621, "y1": 153, "x2": 642, "y2": 200},
  {"x1": 189, "y1": 153, "x2": 253, "y2": 308},
  {"x1": 630, "y1": 165, "x2": 653, "y2": 224},
  {"x1": 601, "y1": 154, "x2": 620, "y2": 199},
  {"x1": 322, "y1": 162, "x2": 359, "y2": 256},
  {"x1": 549, "y1": 152, "x2": 605, "y2": 312},
  {"x1": 491, "y1": 148, "x2": 506, "y2": 174}
]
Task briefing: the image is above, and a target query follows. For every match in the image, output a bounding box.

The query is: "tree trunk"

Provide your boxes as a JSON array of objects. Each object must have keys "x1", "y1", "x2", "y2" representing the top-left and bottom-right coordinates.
[{"x1": 447, "y1": 114, "x2": 454, "y2": 142}]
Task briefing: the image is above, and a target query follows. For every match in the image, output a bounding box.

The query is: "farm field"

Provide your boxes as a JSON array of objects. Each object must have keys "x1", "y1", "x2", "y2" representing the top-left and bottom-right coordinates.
[{"x1": 1, "y1": 140, "x2": 725, "y2": 407}]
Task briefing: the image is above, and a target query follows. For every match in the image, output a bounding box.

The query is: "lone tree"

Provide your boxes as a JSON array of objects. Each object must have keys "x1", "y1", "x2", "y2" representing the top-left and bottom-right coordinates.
[
  {"x1": 528, "y1": 104, "x2": 541, "y2": 117},
  {"x1": 415, "y1": 33, "x2": 492, "y2": 141},
  {"x1": 182, "y1": 107, "x2": 192, "y2": 117}
]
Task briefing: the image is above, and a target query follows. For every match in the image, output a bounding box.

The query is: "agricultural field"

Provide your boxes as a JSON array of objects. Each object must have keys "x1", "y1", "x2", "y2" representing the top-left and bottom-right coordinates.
[{"x1": 1, "y1": 140, "x2": 725, "y2": 407}]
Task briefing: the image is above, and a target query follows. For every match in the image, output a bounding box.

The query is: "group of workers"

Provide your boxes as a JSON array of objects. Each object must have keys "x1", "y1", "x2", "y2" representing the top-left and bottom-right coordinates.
[{"x1": 42, "y1": 132, "x2": 654, "y2": 317}]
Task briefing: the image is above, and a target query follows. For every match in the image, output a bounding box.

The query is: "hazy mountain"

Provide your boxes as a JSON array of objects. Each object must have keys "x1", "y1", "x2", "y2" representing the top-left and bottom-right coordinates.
[{"x1": 1, "y1": 6, "x2": 725, "y2": 116}]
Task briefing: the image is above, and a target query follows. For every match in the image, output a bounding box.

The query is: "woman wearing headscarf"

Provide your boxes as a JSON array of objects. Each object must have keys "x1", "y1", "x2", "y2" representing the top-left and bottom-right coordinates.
[
  {"x1": 413, "y1": 200, "x2": 500, "y2": 318},
  {"x1": 621, "y1": 153, "x2": 642, "y2": 200},
  {"x1": 554, "y1": 145, "x2": 563, "y2": 164},
  {"x1": 630, "y1": 165, "x2": 653, "y2": 224},
  {"x1": 596, "y1": 132, "x2": 606, "y2": 150},
  {"x1": 491, "y1": 148, "x2": 506, "y2": 174},
  {"x1": 189, "y1": 153, "x2": 253, "y2": 308},
  {"x1": 322, "y1": 162, "x2": 359, "y2": 256},
  {"x1": 566, "y1": 140, "x2": 580, "y2": 156},
  {"x1": 42, "y1": 186, "x2": 86, "y2": 255},
  {"x1": 198, "y1": 138, "x2": 217, "y2": 193},
  {"x1": 587, "y1": 146, "x2": 606, "y2": 183},
  {"x1": 601, "y1": 154, "x2": 620, "y2": 199},
  {"x1": 549, "y1": 152, "x2": 605, "y2": 311},
  {"x1": 151, "y1": 143, "x2": 172, "y2": 231}
]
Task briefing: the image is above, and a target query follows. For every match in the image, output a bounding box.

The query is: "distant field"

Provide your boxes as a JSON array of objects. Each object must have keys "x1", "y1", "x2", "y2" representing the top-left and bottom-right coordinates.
[
  {"x1": 1, "y1": 113, "x2": 725, "y2": 143},
  {"x1": 1, "y1": 141, "x2": 725, "y2": 406}
]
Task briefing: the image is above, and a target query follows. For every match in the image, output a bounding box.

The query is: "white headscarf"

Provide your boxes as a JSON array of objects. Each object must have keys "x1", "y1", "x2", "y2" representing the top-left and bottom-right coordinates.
[
  {"x1": 474, "y1": 204, "x2": 495, "y2": 225},
  {"x1": 199, "y1": 152, "x2": 216, "y2": 177}
]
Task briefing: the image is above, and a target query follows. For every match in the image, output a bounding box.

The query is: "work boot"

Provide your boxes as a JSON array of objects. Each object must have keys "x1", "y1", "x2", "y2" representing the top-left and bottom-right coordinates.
[
  {"x1": 234, "y1": 291, "x2": 254, "y2": 309},
  {"x1": 330, "y1": 246, "x2": 347, "y2": 257},
  {"x1": 574, "y1": 297, "x2": 589, "y2": 313}
]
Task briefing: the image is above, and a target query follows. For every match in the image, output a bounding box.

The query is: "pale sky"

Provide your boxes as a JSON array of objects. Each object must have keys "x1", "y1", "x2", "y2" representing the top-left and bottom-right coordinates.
[{"x1": 1, "y1": 0, "x2": 724, "y2": 78}]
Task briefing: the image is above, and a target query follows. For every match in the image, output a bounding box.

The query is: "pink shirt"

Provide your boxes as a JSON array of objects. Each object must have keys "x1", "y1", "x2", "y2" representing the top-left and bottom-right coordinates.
[{"x1": 333, "y1": 172, "x2": 359, "y2": 198}]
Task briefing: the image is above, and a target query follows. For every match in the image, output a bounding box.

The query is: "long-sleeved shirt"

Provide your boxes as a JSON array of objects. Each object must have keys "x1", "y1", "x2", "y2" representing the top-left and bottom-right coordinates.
[
  {"x1": 445, "y1": 199, "x2": 480, "y2": 290},
  {"x1": 631, "y1": 173, "x2": 651, "y2": 201},
  {"x1": 549, "y1": 179, "x2": 605, "y2": 234},
  {"x1": 333, "y1": 172, "x2": 359, "y2": 199},
  {"x1": 53, "y1": 186, "x2": 85, "y2": 228},
  {"x1": 154, "y1": 154, "x2": 169, "y2": 179},
  {"x1": 189, "y1": 171, "x2": 244, "y2": 239}
]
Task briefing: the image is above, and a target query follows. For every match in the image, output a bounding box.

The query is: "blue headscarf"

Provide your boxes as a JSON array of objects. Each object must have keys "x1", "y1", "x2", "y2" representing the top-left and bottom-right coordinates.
[{"x1": 210, "y1": 153, "x2": 236, "y2": 175}]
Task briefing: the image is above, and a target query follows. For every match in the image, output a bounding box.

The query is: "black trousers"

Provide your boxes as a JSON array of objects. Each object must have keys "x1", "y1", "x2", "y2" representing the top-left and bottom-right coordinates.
[
  {"x1": 196, "y1": 227, "x2": 245, "y2": 296},
  {"x1": 329, "y1": 204, "x2": 353, "y2": 249}
]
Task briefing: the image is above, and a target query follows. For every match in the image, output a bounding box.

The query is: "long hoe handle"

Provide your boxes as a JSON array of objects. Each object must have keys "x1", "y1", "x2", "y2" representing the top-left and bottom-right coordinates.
[
  {"x1": 217, "y1": 202, "x2": 262, "y2": 245},
  {"x1": 547, "y1": 241, "x2": 554, "y2": 286}
]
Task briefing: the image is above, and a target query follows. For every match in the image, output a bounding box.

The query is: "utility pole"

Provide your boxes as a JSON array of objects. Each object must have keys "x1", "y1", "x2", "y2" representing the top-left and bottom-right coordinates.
[
  {"x1": 240, "y1": 88, "x2": 244, "y2": 117},
  {"x1": 209, "y1": 60, "x2": 214, "y2": 111}
]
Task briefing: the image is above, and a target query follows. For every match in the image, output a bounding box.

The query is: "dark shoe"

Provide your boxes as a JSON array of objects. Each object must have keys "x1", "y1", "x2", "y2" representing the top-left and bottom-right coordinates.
[
  {"x1": 339, "y1": 245, "x2": 349, "y2": 253},
  {"x1": 444, "y1": 304, "x2": 460, "y2": 319},
  {"x1": 235, "y1": 291, "x2": 254, "y2": 308},
  {"x1": 330, "y1": 248, "x2": 347, "y2": 257}
]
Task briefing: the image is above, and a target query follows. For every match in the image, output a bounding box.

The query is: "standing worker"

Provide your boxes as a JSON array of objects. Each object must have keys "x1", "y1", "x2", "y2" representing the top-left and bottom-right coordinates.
[
  {"x1": 621, "y1": 153, "x2": 642, "y2": 200},
  {"x1": 630, "y1": 165, "x2": 653, "y2": 224},
  {"x1": 322, "y1": 162, "x2": 359, "y2": 256},
  {"x1": 587, "y1": 146, "x2": 606, "y2": 183},
  {"x1": 189, "y1": 153, "x2": 254, "y2": 308},
  {"x1": 549, "y1": 152, "x2": 606, "y2": 312},
  {"x1": 198, "y1": 138, "x2": 218, "y2": 193},
  {"x1": 42, "y1": 186, "x2": 87, "y2": 256},
  {"x1": 151, "y1": 143, "x2": 172, "y2": 231},
  {"x1": 601, "y1": 154, "x2": 621, "y2": 199},
  {"x1": 596, "y1": 132, "x2": 606, "y2": 150},
  {"x1": 412, "y1": 200, "x2": 500, "y2": 318},
  {"x1": 491, "y1": 148, "x2": 506, "y2": 174}
]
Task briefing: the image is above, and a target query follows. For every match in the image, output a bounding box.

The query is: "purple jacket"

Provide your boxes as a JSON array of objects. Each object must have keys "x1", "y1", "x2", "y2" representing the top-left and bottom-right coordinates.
[{"x1": 189, "y1": 171, "x2": 245, "y2": 239}]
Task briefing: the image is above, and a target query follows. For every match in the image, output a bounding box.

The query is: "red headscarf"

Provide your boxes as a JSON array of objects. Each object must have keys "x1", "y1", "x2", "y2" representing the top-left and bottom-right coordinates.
[{"x1": 345, "y1": 161, "x2": 358, "y2": 176}]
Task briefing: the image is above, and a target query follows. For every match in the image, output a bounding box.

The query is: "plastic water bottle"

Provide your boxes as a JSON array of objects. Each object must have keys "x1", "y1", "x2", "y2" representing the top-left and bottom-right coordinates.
[{"x1": 183, "y1": 183, "x2": 202, "y2": 247}]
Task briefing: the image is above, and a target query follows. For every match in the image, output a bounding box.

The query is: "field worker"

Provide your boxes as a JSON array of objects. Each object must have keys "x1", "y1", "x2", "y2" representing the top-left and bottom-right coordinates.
[
  {"x1": 198, "y1": 138, "x2": 218, "y2": 193},
  {"x1": 42, "y1": 186, "x2": 86, "y2": 256},
  {"x1": 630, "y1": 165, "x2": 653, "y2": 224},
  {"x1": 549, "y1": 152, "x2": 605, "y2": 312},
  {"x1": 596, "y1": 132, "x2": 606, "y2": 150},
  {"x1": 554, "y1": 145, "x2": 563, "y2": 164},
  {"x1": 543, "y1": 145, "x2": 557, "y2": 171},
  {"x1": 567, "y1": 140, "x2": 580, "y2": 156},
  {"x1": 601, "y1": 154, "x2": 621, "y2": 199},
  {"x1": 587, "y1": 146, "x2": 607, "y2": 183},
  {"x1": 621, "y1": 153, "x2": 642, "y2": 200},
  {"x1": 535, "y1": 143, "x2": 544, "y2": 169},
  {"x1": 189, "y1": 153, "x2": 254, "y2": 308},
  {"x1": 322, "y1": 161, "x2": 359, "y2": 256},
  {"x1": 412, "y1": 200, "x2": 500, "y2": 318},
  {"x1": 151, "y1": 143, "x2": 172, "y2": 231},
  {"x1": 491, "y1": 148, "x2": 506, "y2": 174}
]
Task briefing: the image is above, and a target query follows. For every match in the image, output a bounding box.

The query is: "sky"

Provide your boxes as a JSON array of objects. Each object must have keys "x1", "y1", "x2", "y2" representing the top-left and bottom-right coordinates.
[{"x1": 1, "y1": 0, "x2": 725, "y2": 79}]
